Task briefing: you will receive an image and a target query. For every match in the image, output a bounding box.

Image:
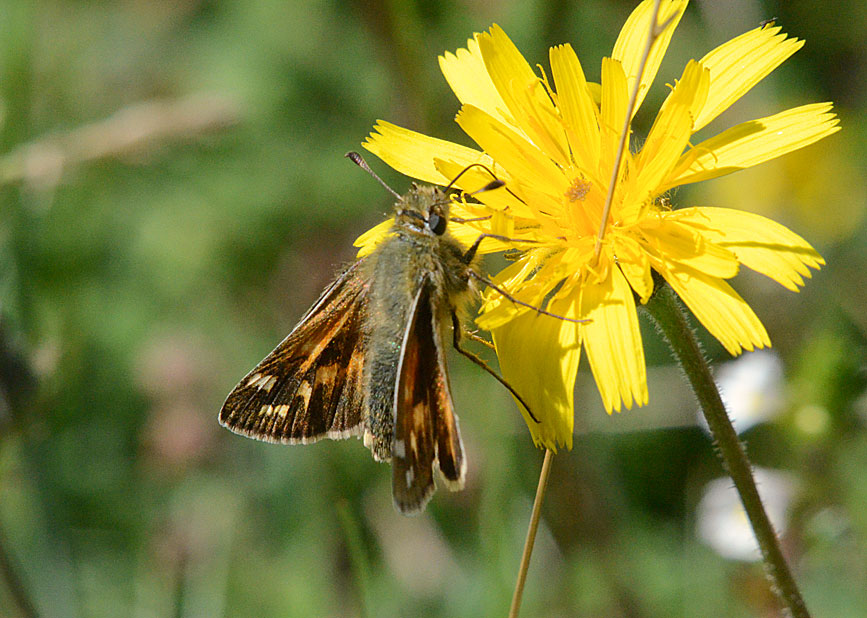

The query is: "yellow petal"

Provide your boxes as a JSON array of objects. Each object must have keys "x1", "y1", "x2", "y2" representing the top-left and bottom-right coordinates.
[
  {"x1": 489, "y1": 250, "x2": 546, "y2": 290},
  {"x1": 668, "y1": 207, "x2": 824, "y2": 291},
  {"x1": 630, "y1": 60, "x2": 708, "y2": 204},
  {"x1": 580, "y1": 264, "x2": 648, "y2": 412},
  {"x1": 492, "y1": 296, "x2": 581, "y2": 451},
  {"x1": 666, "y1": 103, "x2": 840, "y2": 189},
  {"x1": 354, "y1": 201, "x2": 521, "y2": 259},
  {"x1": 439, "y1": 36, "x2": 515, "y2": 129},
  {"x1": 644, "y1": 217, "x2": 740, "y2": 279},
  {"x1": 614, "y1": 235, "x2": 653, "y2": 302},
  {"x1": 477, "y1": 249, "x2": 575, "y2": 330},
  {"x1": 549, "y1": 43, "x2": 601, "y2": 175},
  {"x1": 586, "y1": 81, "x2": 603, "y2": 107},
  {"x1": 694, "y1": 25, "x2": 804, "y2": 132},
  {"x1": 663, "y1": 266, "x2": 770, "y2": 355},
  {"x1": 600, "y1": 57, "x2": 629, "y2": 171},
  {"x1": 477, "y1": 25, "x2": 571, "y2": 167},
  {"x1": 354, "y1": 218, "x2": 394, "y2": 257},
  {"x1": 447, "y1": 219, "x2": 506, "y2": 255},
  {"x1": 612, "y1": 0, "x2": 688, "y2": 118},
  {"x1": 363, "y1": 120, "x2": 489, "y2": 186},
  {"x1": 432, "y1": 157, "x2": 535, "y2": 219},
  {"x1": 456, "y1": 105, "x2": 566, "y2": 210}
]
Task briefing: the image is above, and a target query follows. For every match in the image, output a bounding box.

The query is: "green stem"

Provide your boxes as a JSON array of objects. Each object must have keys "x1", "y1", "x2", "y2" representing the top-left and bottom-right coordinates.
[
  {"x1": 509, "y1": 448, "x2": 554, "y2": 618},
  {"x1": 645, "y1": 282, "x2": 809, "y2": 618}
]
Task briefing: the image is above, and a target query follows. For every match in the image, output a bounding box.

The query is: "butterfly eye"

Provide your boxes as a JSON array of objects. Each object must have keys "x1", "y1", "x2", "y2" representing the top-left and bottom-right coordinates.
[{"x1": 428, "y1": 213, "x2": 447, "y2": 235}]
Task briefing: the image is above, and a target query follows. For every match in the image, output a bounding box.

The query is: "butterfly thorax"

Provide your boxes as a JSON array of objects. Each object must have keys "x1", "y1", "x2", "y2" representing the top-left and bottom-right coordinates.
[{"x1": 393, "y1": 184, "x2": 481, "y2": 312}]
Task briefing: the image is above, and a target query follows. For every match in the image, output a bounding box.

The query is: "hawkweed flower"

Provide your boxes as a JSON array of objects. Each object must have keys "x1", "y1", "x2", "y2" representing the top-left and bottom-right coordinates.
[{"x1": 356, "y1": 0, "x2": 839, "y2": 450}]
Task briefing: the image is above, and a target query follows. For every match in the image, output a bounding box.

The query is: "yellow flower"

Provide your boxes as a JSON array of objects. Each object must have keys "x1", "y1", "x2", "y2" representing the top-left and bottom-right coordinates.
[{"x1": 357, "y1": 0, "x2": 839, "y2": 450}]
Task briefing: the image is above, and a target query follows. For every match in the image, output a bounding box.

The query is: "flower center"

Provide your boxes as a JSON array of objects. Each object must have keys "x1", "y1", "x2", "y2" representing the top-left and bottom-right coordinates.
[{"x1": 565, "y1": 176, "x2": 591, "y2": 202}]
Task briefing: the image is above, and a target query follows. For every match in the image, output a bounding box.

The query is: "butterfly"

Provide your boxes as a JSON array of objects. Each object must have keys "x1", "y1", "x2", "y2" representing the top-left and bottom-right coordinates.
[{"x1": 219, "y1": 156, "x2": 532, "y2": 514}]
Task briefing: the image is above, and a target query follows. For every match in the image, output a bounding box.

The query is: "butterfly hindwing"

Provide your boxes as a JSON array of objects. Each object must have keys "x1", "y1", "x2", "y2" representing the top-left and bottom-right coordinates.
[
  {"x1": 219, "y1": 260, "x2": 369, "y2": 444},
  {"x1": 392, "y1": 278, "x2": 466, "y2": 514}
]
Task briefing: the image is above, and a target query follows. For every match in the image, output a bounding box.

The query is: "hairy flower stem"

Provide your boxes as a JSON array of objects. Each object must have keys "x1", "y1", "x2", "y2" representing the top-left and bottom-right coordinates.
[
  {"x1": 645, "y1": 282, "x2": 810, "y2": 618},
  {"x1": 509, "y1": 448, "x2": 553, "y2": 618}
]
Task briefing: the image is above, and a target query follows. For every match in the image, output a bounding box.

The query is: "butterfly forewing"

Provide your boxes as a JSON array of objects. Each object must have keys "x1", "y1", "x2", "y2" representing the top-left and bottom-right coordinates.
[
  {"x1": 392, "y1": 279, "x2": 466, "y2": 514},
  {"x1": 220, "y1": 261, "x2": 369, "y2": 443}
]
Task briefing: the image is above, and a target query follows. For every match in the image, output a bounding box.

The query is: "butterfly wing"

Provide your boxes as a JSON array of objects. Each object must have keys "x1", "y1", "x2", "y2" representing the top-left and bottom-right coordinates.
[
  {"x1": 391, "y1": 278, "x2": 467, "y2": 514},
  {"x1": 220, "y1": 260, "x2": 369, "y2": 444}
]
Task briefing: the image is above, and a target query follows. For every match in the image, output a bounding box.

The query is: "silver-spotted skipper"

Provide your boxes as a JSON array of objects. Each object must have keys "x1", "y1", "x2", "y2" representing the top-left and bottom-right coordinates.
[{"x1": 220, "y1": 154, "x2": 538, "y2": 514}]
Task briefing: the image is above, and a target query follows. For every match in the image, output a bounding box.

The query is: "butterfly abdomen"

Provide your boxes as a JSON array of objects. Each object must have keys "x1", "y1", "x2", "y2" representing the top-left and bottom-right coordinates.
[
  {"x1": 361, "y1": 217, "x2": 471, "y2": 462},
  {"x1": 362, "y1": 235, "x2": 425, "y2": 462}
]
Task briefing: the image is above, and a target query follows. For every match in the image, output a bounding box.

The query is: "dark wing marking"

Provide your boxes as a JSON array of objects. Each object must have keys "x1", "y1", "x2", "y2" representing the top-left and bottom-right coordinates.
[
  {"x1": 219, "y1": 260, "x2": 368, "y2": 444},
  {"x1": 432, "y1": 316, "x2": 466, "y2": 492},
  {"x1": 391, "y1": 278, "x2": 466, "y2": 514}
]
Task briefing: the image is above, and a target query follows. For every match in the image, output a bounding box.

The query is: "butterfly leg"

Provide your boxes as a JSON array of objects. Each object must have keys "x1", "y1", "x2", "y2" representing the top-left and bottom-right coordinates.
[
  {"x1": 467, "y1": 272, "x2": 587, "y2": 324},
  {"x1": 464, "y1": 329, "x2": 495, "y2": 350},
  {"x1": 450, "y1": 313, "x2": 539, "y2": 423}
]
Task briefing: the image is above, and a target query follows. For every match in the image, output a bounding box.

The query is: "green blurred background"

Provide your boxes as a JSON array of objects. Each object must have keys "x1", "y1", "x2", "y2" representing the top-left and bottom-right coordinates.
[{"x1": 0, "y1": 1, "x2": 864, "y2": 616}]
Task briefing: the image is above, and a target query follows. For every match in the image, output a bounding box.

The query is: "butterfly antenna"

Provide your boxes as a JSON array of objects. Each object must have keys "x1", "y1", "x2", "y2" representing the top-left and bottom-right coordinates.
[
  {"x1": 444, "y1": 162, "x2": 505, "y2": 194},
  {"x1": 345, "y1": 151, "x2": 400, "y2": 199}
]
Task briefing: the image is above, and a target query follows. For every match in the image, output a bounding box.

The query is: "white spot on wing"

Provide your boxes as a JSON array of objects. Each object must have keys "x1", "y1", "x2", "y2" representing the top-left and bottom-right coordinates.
[
  {"x1": 393, "y1": 439, "x2": 406, "y2": 459},
  {"x1": 247, "y1": 373, "x2": 277, "y2": 392},
  {"x1": 405, "y1": 467, "x2": 415, "y2": 488},
  {"x1": 296, "y1": 381, "x2": 313, "y2": 409}
]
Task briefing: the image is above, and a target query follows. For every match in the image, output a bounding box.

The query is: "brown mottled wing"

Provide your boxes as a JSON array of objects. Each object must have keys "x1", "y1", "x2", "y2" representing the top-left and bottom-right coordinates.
[
  {"x1": 392, "y1": 279, "x2": 466, "y2": 514},
  {"x1": 219, "y1": 260, "x2": 368, "y2": 444}
]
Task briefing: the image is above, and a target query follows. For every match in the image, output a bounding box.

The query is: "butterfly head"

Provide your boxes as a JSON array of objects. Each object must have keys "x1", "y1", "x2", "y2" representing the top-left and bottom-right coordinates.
[{"x1": 395, "y1": 183, "x2": 451, "y2": 237}]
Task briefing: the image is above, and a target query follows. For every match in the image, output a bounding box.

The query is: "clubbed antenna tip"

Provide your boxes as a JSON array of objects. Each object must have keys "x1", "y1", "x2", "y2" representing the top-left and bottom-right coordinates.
[{"x1": 345, "y1": 151, "x2": 400, "y2": 199}]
